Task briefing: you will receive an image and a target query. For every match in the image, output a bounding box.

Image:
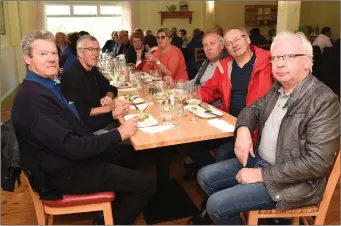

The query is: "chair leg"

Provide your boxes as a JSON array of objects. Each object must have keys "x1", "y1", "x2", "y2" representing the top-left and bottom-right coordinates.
[
  {"x1": 47, "y1": 214, "x2": 54, "y2": 225},
  {"x1": 247, "y1": 211, "x2": 259, "y2": 225},
  {"x1": 292, "y1": 217, "x2": 299, "y2": 225},
  {"x1": 103, "y1": 202, "x2": 114, "y2": 225}
]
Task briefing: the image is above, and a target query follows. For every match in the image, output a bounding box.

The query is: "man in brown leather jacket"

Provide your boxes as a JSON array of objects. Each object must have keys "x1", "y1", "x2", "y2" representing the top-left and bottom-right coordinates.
[{"x1": 196, "y1": 31, "x2": 340, "y2": 225}]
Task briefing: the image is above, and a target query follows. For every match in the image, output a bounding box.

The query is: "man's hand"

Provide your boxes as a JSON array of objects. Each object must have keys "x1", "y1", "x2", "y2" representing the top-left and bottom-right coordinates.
[
  {"x1": 100, "y1": 96, "x2": 113, "y2": 106},
  {"x1": 112, "y1": 99, "x2": 130, "y2": 119},
  {"x1": 117, "y1": 118, "x2": 138, "y2": 141},
  {"x1": 164, "y1": 76, "x2": 175, "y2": 89},
  {"x1": 235, "y1": 126, "x2": 255, "y2": 166},
  {"x1": 236, "y1": 168, "x2": 263, "y2": 184}
]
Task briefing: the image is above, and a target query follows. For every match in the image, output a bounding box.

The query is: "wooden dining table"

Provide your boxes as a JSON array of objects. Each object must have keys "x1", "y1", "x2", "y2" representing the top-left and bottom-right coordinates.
[{"x1": 116, "y1": 83, "x2": 237, "y2": 223}]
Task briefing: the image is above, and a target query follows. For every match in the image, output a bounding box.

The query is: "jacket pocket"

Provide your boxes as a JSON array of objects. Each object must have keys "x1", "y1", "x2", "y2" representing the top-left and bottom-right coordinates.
[{"x1": 281, "y1": 181, "x2": 316, "y2": 203}]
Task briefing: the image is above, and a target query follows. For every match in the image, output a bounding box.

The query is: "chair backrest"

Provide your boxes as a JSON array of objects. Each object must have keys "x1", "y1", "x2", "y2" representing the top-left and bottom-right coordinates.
[
  {"x1": 315, "y1": 149, "x2": 340, "y2": 224},
  {"x1": 23, "y1": 174, "x2": 46, "y2": 225},
  {"x1": 194, "y1": 47, "x2": 206, "y2": 65}
]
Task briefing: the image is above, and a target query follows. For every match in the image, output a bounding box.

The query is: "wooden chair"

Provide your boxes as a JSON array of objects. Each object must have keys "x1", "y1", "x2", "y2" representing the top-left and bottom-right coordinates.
[
  {"x1": 247, "y1": 151, "x2": 340, "y2": 225},
  {"x1": 194, "y1": 47, "x2": 207, "y2": 65},
  {"x1": 23, "y1": 174, "x2": 115, "y2": 225}
]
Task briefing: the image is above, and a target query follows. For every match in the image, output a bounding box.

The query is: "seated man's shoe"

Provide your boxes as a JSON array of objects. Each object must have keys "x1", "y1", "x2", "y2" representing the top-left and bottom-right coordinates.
[
  {"x1": 187, "y1": 204, "x2": 212, "y2": 225},
  {"x1": 182, "y1": 162, "x2": 198, "y2": 181}
]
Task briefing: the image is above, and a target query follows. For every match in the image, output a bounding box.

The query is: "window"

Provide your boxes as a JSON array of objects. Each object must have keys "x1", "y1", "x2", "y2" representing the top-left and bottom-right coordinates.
[{"x1": 45, "y1": 4, "x2": 123, "y2": 48}]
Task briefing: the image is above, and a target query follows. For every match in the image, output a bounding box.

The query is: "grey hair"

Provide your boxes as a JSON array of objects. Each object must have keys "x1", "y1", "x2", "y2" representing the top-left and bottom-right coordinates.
[
  {"x1": 271, "y1": 31, "x2": 313, "y2": 72},
  {"x1": 21, "y1": 30, "x2": 55, "y2": 57},
  {"x1": 203, "y1": 32, "x2": 224, "y2": 45},
  {"x1": 76, "y1": 35, "x2": 98, "y2": 50},
  {"x1": 224, "y1": 27, "x2": 248, "y2": 36}
]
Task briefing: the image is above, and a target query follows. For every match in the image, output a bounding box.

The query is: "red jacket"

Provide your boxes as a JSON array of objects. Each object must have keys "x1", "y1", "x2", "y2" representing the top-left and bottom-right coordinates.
[{"x1": 201, "y1": 45, "x2": 273, "y2": 113}]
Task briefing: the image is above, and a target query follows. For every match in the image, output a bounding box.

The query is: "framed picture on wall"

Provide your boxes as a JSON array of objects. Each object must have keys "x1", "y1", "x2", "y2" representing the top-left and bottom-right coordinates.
[{"x1": 1, "y1": 1, "x2": 5, "y2": 35}]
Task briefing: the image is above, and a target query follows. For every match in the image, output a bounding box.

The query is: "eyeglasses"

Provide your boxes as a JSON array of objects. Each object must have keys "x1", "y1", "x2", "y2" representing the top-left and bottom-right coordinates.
[
  {"x1": 225, "y1": 35, "x2": 246, "y2": 48},
  {"x1": 80, "y1": 47, "x2": 101, "y2": 53},
  {"x1": 156, "y1": 36, "x2": 167, "y2": 41},
  {"x1": 270, "y1": 54, "x2": 309, "y2": 62}
]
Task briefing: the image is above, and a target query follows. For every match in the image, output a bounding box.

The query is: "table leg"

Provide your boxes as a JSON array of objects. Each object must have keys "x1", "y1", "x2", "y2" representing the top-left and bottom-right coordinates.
[{"x1": 155, "y1": 146, "x2": 171, "y2": 188}]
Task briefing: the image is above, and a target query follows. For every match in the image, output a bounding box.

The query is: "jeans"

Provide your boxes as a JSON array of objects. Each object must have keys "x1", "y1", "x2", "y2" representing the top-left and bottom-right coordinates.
[
  {"x1": 215, "y1": 138, "x2": 235, "y2": 162},
  {"x1": 197, "y1": 154, "x2": 276, "y2": 225}
]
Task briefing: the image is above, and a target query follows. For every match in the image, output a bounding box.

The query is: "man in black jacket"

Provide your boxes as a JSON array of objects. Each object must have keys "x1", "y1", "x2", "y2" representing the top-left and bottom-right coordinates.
[
  {"x1": 12, "y1": 30, "x2": 156, "y2": 225},
  {"x1": 61, "y1": 35, "x2": 124, "y2": 133}
]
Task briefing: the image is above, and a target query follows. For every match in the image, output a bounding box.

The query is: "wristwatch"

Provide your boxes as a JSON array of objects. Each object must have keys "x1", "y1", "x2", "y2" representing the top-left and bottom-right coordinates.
[{"x1": 156, "y1": 60, "x2": 161, "y2": 65}]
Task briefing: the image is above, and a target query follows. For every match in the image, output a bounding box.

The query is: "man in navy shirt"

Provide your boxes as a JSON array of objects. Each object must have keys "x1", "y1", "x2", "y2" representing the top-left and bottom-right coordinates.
[{"x1": 11, "y1": 30, "x2": 156, "y2": 225}]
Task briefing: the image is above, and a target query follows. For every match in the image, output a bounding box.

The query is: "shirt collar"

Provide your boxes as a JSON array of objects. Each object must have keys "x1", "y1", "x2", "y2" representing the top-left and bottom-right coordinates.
[
  {"x1": 278, "y1": 87, "x2": 291, "y2": 97},
  {"x1": 149, "y1": 46, "x2": 158, "y2": 53},
  {"x1": 25, "y1": 70, "x2": 58, "y2": 90}
]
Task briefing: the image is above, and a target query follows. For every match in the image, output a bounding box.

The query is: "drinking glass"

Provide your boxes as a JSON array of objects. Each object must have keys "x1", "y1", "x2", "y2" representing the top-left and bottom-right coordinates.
[
  {"x1": 186, "y1": 84, "x2": 202, "y2": 122},
  {"x1": 174, "y1": 80, "x2": 188, "y2": 116}
]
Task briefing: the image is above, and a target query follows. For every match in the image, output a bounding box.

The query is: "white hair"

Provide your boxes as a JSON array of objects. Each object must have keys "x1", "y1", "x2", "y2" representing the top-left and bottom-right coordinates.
[
  {"x1": 224, "y1": 27, "x2": 248, "y2": 36},
  {"x1": 203, "y1": 32, "x2": 224, "y2": 45},
  {"x1": 271, "y1": 31, "x2": 313, "y2": 72},
  {"x1": 21, "y1": 30, "x2": 55, "y2": 57},
  {"x1": 76, "y1": 35, "x2": 98, "y2": 50}
]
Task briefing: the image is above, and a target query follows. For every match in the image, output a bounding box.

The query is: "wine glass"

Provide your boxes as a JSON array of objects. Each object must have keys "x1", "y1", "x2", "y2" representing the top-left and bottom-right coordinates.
[
  {"x1": 186, "y1": 84, "x2": 202, "y2": 122},
  {"x1": 174, "y1": 80, "x2": 188, "y2": 116}
]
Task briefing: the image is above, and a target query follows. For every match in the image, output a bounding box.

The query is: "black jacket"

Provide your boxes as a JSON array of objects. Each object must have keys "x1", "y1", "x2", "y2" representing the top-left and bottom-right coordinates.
[
  {"x1": 11, "y1": 80, "x2": 122, "y2": 197},
  {"x1": 1, "y1": 120, "x2": 21, "y2": 192}
]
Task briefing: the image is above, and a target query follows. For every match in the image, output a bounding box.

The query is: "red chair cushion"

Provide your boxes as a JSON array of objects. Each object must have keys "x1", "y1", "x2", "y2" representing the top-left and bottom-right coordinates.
[{"x1": 42, "y1": 192, "x2": 115, "y2": 208}]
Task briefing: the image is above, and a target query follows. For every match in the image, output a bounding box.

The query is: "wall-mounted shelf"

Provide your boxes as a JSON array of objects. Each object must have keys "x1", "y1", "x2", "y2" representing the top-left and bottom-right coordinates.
[
  {"x1": 159, "y1": 11, "x2": 194, "y2": 25},
  {"x1": 245, "y1": 5, "x2": 278, "y2": 26}
]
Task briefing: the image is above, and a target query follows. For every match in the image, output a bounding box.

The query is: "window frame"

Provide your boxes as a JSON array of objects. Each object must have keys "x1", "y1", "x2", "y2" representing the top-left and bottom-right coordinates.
[{"x1": 45, "y1": 2, "x2": 123, "y2": 18}]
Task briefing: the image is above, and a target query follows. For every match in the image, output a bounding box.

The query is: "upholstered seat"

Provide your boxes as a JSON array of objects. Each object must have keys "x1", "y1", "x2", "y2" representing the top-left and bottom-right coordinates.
[{"x1": 42, "y1": 192, "x2": 115, "y2": 208}]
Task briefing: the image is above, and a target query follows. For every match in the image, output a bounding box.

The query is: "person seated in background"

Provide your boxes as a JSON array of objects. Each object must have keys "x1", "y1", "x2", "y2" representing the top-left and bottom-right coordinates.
[
  {"x1": 61, "y1": 35, "x2": 124, "y2": 133},
  {"x1": 144, "y1": 29, "x2": 153, "y2": 36},
  {"x1": 183, "y1": 28, "x2": 204, "y2": 79},
  {"x1": 117, "y1": 30, "x2": 131, "y2": 56},
  {"x1": 170, "y1": 27, "x2": 183, "y2": 49},
  {"x1": 143, "y1": 28, "x2": 188, "y2": 81},
  {"x1": 78, "y1": 30, "x2": 90, "y2": 36},
  {"x1": 126, "y1": 31, "x2": 145, "y2": 66},
  {"x1": 55, "y1": 32, "x2": 67, "y2": 57},
  {"x1": 136, "y1": 34, "x2": 158, "y2": 71},
  {"x1": 195, "y1": 31, "x2": 339, "y2": 225},
  {"x1": 112, "y1": 31, "x2": 121, "y2": 56},
  {"x1": 12, "y1": 30, "x2": 156, "y2": 225},
  {"x1": 214, "y1": 25, "x2": 224, "y2": 36},
  {"x1": 268, "y1": 28, "x2": 276, "y2": 45},
  {"x1": 59, "y1": 32, "x2": 79, "y2": 70},
  {"x1": 249, "y1": 27, "x2": 268, "y2": 47},
  {"x1": 102, "y1": 31, "x2": 116, "y2": 53},
  {"x1": 134, "y1": 28, "x2": 144, "y2": 39},
  {"x1": 179, "y1": 29, "x2": 189, "y2": 48},
  {"x1": 313, "y1": 26, "x2": 333, "y2": 53}
]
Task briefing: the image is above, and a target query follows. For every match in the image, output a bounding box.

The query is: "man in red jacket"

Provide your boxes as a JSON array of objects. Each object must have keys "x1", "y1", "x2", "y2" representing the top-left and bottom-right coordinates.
[
  {"x1": 200, "y1": 27, "x2": 273, "y2": 162},
  {"x1": 188, "y1": 27, "x2": 273, "y2": 224}
]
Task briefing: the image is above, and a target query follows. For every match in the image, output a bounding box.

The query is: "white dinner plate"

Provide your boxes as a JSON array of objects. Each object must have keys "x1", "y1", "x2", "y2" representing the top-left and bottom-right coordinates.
[
  {"x1": 184, "y1": 105, "x2": 223, "y2": 118},
  {"x1": 124, "y1": 114, "x2": 158, "y2": 128}
]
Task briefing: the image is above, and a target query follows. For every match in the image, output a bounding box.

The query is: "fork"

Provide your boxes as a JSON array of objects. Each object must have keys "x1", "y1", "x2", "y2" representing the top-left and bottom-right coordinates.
[{"x1": 129, "y1": 96, "x2": 139, "y2": 110}]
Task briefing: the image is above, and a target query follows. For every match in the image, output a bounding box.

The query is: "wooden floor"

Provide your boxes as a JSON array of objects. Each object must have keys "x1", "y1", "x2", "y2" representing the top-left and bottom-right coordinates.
[{"x1": 1, "y1": 96, "x2": 340, "y2": 225}]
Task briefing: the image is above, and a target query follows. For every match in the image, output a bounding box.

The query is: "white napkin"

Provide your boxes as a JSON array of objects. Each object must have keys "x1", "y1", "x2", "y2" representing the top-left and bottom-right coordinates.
[
  {"x1": 129, "y1": 103, "x2": 153, "y2": 110},
  {"x1": 139, "y1": 125, "x2": 176, "y2": 134},
  {"x1": 208, "y1": 118, "x2": 235, "y2": 132}
]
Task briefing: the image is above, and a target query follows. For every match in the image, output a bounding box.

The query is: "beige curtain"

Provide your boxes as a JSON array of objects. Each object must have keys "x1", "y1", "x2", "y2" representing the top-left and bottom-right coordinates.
[
  {"x1": 35, "y1": 0, "x2": 46, "y2": 30},
  {"x1": 122, "y1": 1, "x2": 137, "y2": 33}
]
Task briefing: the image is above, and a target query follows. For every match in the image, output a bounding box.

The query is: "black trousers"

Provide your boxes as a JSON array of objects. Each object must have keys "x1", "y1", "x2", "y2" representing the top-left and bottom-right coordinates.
[{"x1": 47, "y1": 145, "x2": 157, "y2": 225}]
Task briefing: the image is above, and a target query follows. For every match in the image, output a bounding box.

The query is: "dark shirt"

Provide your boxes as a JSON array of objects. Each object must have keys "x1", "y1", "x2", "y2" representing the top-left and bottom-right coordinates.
[
  {"x1": 117, "y1": 42, "x2": 132, "y2": 57},
  {"x1": 102, "y1": 39, "x2": 116, "y2": 53},
  {"x1": 61, "y1": 60, "x2": 118, "y2": 132},
  {"x1": 229, "y1": 53, "x2": 256, "y2": 117},
  {"x1": 11, "y1": 76, "x2": 122, "y2": 175},
  {"x1": 171, "y1": 35, "x2": 183, "y2": 49},
  {"x1": 126, "y1": 46, "x2": 146, "y2": 64}
]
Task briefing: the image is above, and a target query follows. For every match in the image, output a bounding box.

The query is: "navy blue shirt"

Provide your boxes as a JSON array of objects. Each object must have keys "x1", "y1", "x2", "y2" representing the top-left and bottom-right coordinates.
[
  {"x1": 229, "y1": 54, "x2": 256, "y2": 117},
  {"x1": 25, "y1": 71, "x2": 79, "y2": 118}
]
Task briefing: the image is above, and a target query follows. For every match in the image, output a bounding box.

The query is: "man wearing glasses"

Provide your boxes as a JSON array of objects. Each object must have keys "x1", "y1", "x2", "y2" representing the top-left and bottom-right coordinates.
[
  {"x1": 61, "y1": 35, "x2": 130, "y2": 134},
  {"x1": 195, "y1": 31, "x2": 339, "y2": 225}
]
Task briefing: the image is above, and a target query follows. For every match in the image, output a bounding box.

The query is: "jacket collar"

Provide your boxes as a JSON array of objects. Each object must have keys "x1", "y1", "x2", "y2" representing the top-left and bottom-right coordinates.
[
  {"x1": 25, "y1": 70, "x2": 57, "y2": 91},
  {"x1": 272, "y1": 74, "x2": 315, "y2": 109}
]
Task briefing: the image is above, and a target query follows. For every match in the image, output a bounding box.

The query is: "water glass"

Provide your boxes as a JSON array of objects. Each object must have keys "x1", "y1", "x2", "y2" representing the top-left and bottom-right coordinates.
[{"x1": 159, "y1": 103, "x2": 179, "y2": 126}]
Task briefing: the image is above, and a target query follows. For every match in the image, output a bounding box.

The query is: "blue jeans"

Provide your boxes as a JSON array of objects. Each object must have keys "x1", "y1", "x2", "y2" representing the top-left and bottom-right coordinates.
[{"x1": 197, "y1": 154, "x2": 277, "y2": 225}]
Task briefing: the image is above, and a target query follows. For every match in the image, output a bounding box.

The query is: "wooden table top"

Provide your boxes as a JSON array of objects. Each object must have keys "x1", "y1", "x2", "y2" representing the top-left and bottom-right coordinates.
[{"x1": 117, "y1": 85, "x2": 237, "y2": 151}]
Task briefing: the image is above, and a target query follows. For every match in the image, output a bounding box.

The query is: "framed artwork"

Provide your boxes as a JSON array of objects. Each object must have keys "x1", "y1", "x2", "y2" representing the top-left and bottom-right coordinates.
[{"x1": 1, "y1": 1, "x2": 5, "y2": 35}]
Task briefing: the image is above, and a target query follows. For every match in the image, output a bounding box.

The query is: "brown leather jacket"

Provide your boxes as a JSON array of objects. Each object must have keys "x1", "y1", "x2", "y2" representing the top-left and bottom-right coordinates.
[{"x1": 236, "y1": 74, "x2": 340, "y2": 210}]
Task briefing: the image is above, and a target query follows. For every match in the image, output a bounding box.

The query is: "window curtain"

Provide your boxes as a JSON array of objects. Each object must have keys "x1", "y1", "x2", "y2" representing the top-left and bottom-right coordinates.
[
  {"x1": 35, "y1": 0, "x2": 46, "y2": 30},
  {"x1": 122, "y1": 1, "x2": 137, "y2": 34}
]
